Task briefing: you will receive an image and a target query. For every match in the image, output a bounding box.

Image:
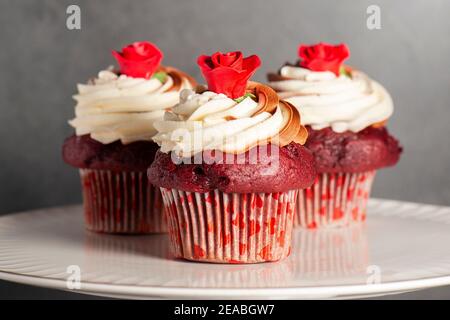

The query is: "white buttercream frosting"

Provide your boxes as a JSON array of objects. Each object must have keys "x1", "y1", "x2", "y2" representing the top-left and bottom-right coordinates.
[
  {"x1": 69, "y1": 68, "x2": 193, "y2": 144},
  {"x1": 152, "y1": 89, "x2": 289, "y2": 157},
  {"x1": 268, "y1": 65, "x2": 393, "y2": 133}
]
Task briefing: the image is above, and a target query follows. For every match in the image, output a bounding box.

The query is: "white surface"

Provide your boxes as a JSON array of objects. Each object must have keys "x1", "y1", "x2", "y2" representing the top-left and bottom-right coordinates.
[{"x1": 1, "y1": 199, "x2": 450, "y2": 299}]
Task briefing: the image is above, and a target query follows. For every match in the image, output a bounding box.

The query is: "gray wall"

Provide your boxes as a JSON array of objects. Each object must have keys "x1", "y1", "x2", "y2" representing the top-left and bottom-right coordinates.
[{"x1": 0, "y1": 0, "x2": 449, "y2": 299}]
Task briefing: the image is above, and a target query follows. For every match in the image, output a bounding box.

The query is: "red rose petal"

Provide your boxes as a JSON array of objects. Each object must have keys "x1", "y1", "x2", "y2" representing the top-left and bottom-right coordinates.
[
  {"x1": 112, "y1": 41, "x2": 163, "y2": 79},
  {"x1": 298, "y1": 43, "x2": 349, "y2": 76},
  {"x1": 197, "y1": 52, "x2": 261, "y2": 98}
]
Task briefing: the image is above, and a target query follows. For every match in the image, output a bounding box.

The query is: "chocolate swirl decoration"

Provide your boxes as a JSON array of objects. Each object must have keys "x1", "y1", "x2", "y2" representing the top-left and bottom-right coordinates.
[
  {"x1": 152, "y1": 82, "x2": 308, "y2": 157},
  {"x1": 247, "y1": 82, "x2": 308, "y2": 146},
  {"x1": 69, "y1": 66, "x2": 196, "y2": 144},
  {"x1": 160, "y1": 66, "x2": 197, "y2": 92}
]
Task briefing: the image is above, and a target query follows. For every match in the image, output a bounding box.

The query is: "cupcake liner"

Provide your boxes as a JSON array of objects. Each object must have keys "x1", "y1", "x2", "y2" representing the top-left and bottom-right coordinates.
[
  {"x1": 296, "y1": 171, "x2": 376, "y2": 229},
  {"x1": 79, "y1": 169, "x2": 166, "y2": 234},
  {"x1": 160, "y1": 188, "x2": 298, "y2": 264}
]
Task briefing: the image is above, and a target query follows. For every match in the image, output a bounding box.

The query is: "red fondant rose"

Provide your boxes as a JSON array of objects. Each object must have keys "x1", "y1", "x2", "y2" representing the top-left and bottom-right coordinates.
[
  {"x1": 197, "y1": 51, "x2": 261, "y2": 99},
  {"x1": 298, "y1": 43, "x2": 349, "y2": 76},
  {"x1": 112, "y1": 41, "x2": 163, "y2": 79}
]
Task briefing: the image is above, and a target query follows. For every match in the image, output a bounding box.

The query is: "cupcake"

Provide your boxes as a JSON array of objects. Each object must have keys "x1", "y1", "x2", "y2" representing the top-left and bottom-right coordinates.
[
  {"x1": 63, "y1": 41, "x2": 196, "y2": 234},
  {"x1": 148, "y1": 51, "x2": 316, "y2": 263},
  {"x1": 268, "y1": 43, "x2": 402, "y2": 228}
]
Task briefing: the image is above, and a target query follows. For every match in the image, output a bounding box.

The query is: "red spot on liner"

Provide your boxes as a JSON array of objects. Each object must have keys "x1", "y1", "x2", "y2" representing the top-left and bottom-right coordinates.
[
  {"x1": 248, "y1": 220, "x2": 261, "y2": 236},
  {"x1": 278, "y1": 231, "x2": 286, "y2": 247},
  {"x1": 307, "y1": 221, "x2": 317, "y2": 229},
  {"x1": 352, "y1": 207, "x2": 359, "y2": 220},
  {"x1": 255, "y1": 195, "x2": 264, "y2": 208},
  {"x1": 231, "y1": 212, "x2": 245, "y2": 229},
  {"x1": 269, "y1": 218, "x2": 277, "y2": 234},
  {"x1": 347, "y1": 189, "x2": 354, "y2": 200},
  {"x1": 193, "y1": 245, "x2": 205, "y2": 259},
  {"x1": 333, "y1": 208, "x2": 344, "y2": 220},
  {"x1": 228, "y1": 259, "x2": 241, "y2": 264},
  {"x1": 239, "y1": 243, "x2": 247, "y2": 255},
  {"x1": 259, "y1": 245, "x2": 272, "y2": 260},
  {"x1": 319, "y1": 206, "x2": 327, "y2": 216},
  {"x1": 286, "y1": 202, "x2": 293, "y2": 215},
  {"x1": 223, "y1": 233, "x2": 231, "y2": 246},
  {"x1": 277, "y1": 203, "x2": 284, "y2": 215},
  {"x1": 205, "y1": 194, "x2": 216, "y2": 205}
]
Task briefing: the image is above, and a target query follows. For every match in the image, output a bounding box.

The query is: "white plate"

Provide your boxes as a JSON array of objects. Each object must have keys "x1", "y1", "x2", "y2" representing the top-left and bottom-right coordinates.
[{"x1": 1, "y1": 199, "x2": 450, "y2": 299}]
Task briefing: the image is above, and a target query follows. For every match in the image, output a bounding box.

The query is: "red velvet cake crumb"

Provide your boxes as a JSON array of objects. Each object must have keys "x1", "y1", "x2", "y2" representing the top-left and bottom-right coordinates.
[
  {"x1": 147, "y1": 142, "x2": 316, "y2": 193},
  {"x1": 305, "y1": 126, "x2": 402, "y2": 173},
  {"x1": 62, "y1": 134, "x2": 159, "y2": 172}
]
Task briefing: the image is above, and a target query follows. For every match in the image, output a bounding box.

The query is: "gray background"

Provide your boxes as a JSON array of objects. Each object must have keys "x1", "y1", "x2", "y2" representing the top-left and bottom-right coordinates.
[{"x1": 0, "y1": 0, "x2": 449, "y2": 299}]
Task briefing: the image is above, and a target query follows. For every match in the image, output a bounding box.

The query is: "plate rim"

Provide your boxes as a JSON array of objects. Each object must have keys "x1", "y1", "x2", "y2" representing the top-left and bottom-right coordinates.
[
  {"x1": 1, "y1": 198, "x2": 450, "y2": 299},
  {"x1": 1, "y1": 268, "x2": 450, "y2": 299}
]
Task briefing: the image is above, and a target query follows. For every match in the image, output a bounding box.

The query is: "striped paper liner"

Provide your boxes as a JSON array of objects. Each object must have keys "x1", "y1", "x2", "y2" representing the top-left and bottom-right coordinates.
[
  {"x1": 79, "y1": 169, "x2": 166, "y2": 234},
  {"x1": 160, "y1": 188, "x2": 298, "y2": 264},
  {"x1": 296, "y1": 171, "x2": 376, "y2": 229}
]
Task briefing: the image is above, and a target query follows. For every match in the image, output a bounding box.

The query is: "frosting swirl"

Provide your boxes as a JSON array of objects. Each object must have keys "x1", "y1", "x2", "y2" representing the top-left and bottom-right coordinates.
[
  {"x1": 69, "y1": 66, "x2": 195, "y2": 144},
  {"x1": 152, "y1": 82, "x2": 308, "y2": 157},
  {"x1": 268, "y1": 65, "x2": 393, "y2": 133}
]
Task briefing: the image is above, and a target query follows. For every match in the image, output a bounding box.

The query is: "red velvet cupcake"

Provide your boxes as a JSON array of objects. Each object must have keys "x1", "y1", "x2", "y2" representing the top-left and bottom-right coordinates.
[
  {"x1": 63, "y1": 41, "x2": 196, "y2": 234},
  {"x1": 268, "y1": 43, "x2": 402, "y2": 228},
  {"x1": 148, "y1": 51, "x2": 316, "y2": 263}
]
